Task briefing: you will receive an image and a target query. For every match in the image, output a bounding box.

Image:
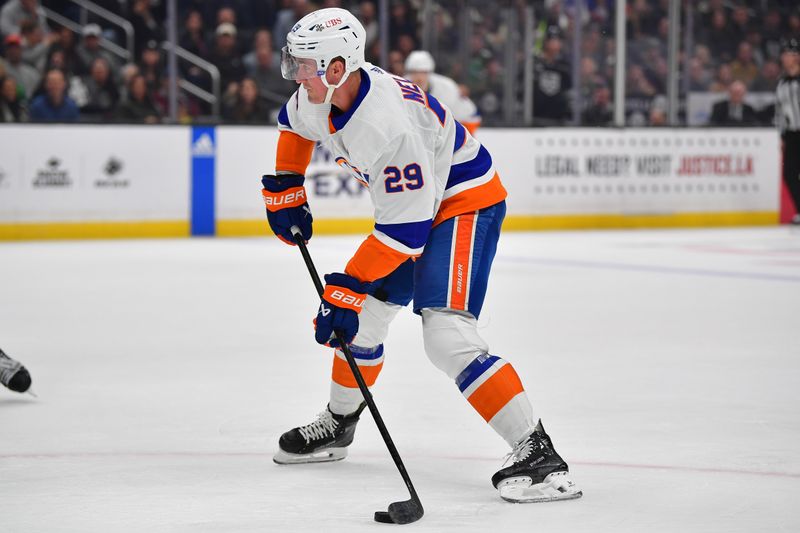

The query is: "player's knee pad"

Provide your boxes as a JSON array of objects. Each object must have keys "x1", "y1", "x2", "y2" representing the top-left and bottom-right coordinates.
[
  {"x1": 351, "y1": 295, "x2": 402, "y2": 349},
  {"x1": 421, "y1": 308, "x2": 490, "y2": 380}
]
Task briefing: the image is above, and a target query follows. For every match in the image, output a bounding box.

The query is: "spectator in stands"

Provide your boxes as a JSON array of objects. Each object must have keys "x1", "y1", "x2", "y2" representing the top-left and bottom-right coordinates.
[
  {"x1": 28, "y1": 68, "x2": 79, "y2": 122},
  {"x1": 709, "y1": 80, "x2": 757, "y2": 126},
  {"x1": 129, "y1": 0, "x2": 162, "y2": 60},
  {"x1": 752, "y1": 61, "x2": 782, "y2": 92},
  {"x1": 730, "y1": 42, "x2": 759, "y2": 88},
  {"x1": 243, "y1": 29, "x2": 275, "y2": 73},
  {"x1": 246, "y1": 40, "x2": 292, "y2": 108},
  {"x1": 761, "y1": 10, "x2": 784, "y2": 61},
  {"x1": 0, "y1": 0, "x2": 48, "y2": 38},
  {"x1": 703, "y1": 9, "x2": 736, "y2": 64},
  {"x1": 79, "y1": 57, "x2": 118, "y2": 120},
  {"x1": 688, "y1": 57, "x2": 712, "y2": 91},
  {"x1": 76, "y1": 24, "x2": 118, "y2": 77},
  {"x1": 533, "y1": 32, "x2": 571, "y2": 125},
  {"x1": 210, "y1": 22, "x2": 245, "y2": 93},
  {"x1": 177, "y1": 9, "x2": 210, "y2": 93},
  {"x1": 625, "y1": 64, "x2": 658, "y2": 125},
  {"x1": 729, "y1": 5, "x2": 751, "y2": 47},
  {"x1": 273, "y1": 0, "x2": 312, "y2": 50},
  {"x1": 709, "y1": 63, "x2": 734, "y2": 93},
  {"x1": 138, "y1": 40, "x2": 164, "y2": 98},
  {"x1": 50, "y1": 25, "x2": 79, "y2": 77},
  {"x1": 0, "y1": 75, "x2": 27, "y2": 122},
  {"x1": 179, "y1": 10, "x2": 208, "y2": 61},
  {"x1": 582, "y1": 84, "x2": 613, "y2": 126},
  {"x1": 19, "y1": 18, "x2": 52, "y2": 72},
  {"x1": 116, "y1": 73, "x2": 159, "y2": 123},
  {"x1": 390, "y1": 1, "x2": 417, "y2": 49},
  {"x1": 222, "y1": 76, "x2": 269, "y2": 123},
  {"x1": 388, "y1": 49, "x2": 405, "y2": 76},
  {"x1": 0, "y1": 34, "x2": 39, "y2": 98},
  {"x1": 358, "y1": 1, "x2": 378, "y2": 55},
  {"x1": 118, "y1": 63, "x2": 139, "y2": 102},
  {"x1": 649, "y1": 107, "x2": 667, "y2": 126}
]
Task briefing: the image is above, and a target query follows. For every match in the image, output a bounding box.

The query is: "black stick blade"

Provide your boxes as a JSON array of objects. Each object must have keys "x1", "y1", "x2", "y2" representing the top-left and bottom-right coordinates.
[{"x1": 374, "y1": 500, "x2": 424, "y2": 525}]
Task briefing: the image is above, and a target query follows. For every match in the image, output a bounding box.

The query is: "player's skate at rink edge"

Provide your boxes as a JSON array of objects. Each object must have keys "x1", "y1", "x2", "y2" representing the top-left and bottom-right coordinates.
[{"x1": 261, "y1": 7, "x2": 582, "y2": 505}]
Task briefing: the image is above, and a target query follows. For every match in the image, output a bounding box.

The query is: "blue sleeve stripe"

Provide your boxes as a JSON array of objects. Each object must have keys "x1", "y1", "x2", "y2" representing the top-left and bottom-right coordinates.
[
  {"x1": 278, "y1": 104, "x2": 291, "y2": 129},
  {"x1": 446, "y1": 145, "x2": 493, "y2": 190},
  {"x1": 453, "y1": 121, "x2": 466, "y2": 153},
  {"x1": 455, "y1": 354, "x2": 500, "y2": 392},
  {"x1": 425, "y1": 92, "x2": 447, "y2": 125},
  {"x1": 374, "y1": 219, "x2": 433, "y2": 250}
]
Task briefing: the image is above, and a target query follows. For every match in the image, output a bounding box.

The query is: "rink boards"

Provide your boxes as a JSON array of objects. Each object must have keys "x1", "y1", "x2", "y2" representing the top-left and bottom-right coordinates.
[{"x1": 0, "y1": 125, "x2": 780, "y2": 240}]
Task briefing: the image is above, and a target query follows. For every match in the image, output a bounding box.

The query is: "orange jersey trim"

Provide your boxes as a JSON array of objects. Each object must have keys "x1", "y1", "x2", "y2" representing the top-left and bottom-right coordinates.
[
  {"x1": 275, "y1": 131, "x2": 315, "y2": 175},
  {"x1": 449, "y1": 213, "x2": 476, "y2": 310},
  {"x1": 262, "y1": 186, "x2": 307, "y2": 212},
  {"x1": 323, "y1": 284, "x2": 366, "y2": 313},
  {"x1": 466, "y1": 364, "x2": 525, "y2": 422},
  {"x1": 462, "y1": 121, "x2": 480, "y2": 136},
  {"x1": 332, "y1": 355, "x2": 383, "y2": 388},
  {"x1": 434, "y1": 172, "x2": 507, "y2": 227},
  {"x1": 345, "y1": 234, "x2": 418, "y2": 283}
]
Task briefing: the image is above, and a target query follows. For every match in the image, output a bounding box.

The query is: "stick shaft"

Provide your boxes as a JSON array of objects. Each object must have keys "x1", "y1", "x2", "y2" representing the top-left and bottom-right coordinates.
[{"x1": 292, "y1": 234, "x2": 421, "y2": 505}]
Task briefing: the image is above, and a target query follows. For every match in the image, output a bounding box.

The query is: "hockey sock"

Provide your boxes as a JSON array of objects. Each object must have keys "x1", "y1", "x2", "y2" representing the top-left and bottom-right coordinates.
[
  {"x1": 455, "y1": 354, "x2": 537, "y2": 446},
  {"x1": 328, "y1": 344, "x2": 384, "y2": 416}
]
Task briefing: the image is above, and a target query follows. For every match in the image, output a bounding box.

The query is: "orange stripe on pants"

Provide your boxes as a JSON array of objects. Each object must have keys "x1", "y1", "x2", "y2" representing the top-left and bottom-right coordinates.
[
  {"x1": 466, "y1": 364, "x2": 524, "y2": 422},
  {"x1": 331, "y1": 355, "x2": 383, "y2": 388},
  {"x1": 449, "y1": 213, "x2": 475, "y2": 310}
]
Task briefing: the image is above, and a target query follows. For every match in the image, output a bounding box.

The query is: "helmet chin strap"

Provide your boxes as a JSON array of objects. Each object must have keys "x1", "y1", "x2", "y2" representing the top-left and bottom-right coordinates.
[{"x1": 320, "y1": 69, "x2": 352, "y2": 104}]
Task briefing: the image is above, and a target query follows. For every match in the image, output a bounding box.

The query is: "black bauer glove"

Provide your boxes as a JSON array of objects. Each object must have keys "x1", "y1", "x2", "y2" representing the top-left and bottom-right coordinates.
[{"x1": 261, "y1": 174, "x2": 313, "y2": 245}]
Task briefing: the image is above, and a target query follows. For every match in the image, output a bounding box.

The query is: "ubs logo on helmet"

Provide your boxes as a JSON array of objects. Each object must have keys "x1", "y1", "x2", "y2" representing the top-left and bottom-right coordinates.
[
  {"x1": 312, "y1": 17, "x2": 343, "y2": 31},
  {"x1": 291, "y1": 22, "x2": 301, "y2": 32}
]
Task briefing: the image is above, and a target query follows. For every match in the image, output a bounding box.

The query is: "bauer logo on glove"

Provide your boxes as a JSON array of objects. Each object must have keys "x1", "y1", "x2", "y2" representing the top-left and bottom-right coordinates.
[
  {"x1": 261, "y1": 173, "x2": 313, "y2": 245},
  {"x1": 314, "y1": 273, "x2": 370, "y2": 347}
]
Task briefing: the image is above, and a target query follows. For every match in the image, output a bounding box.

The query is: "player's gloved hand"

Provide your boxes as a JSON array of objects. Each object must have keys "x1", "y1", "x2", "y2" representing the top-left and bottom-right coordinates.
[
  {"x1": 261, "y1": 174, "x2": 312, "y2": 245},
  {"x1": 314, "y1": 273, "x2": 370, "y2": 348}
]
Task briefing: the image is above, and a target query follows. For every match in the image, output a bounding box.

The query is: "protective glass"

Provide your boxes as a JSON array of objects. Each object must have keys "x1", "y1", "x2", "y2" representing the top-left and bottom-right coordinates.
[{"x1": 280, "y1": 47, "x2": 321, "y2": 81}]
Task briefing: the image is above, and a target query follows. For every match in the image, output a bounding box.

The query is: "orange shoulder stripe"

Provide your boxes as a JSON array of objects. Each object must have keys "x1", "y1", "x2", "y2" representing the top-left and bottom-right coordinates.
[
  {"x1": 276, "y1": 131, "x2": 315, "y2": 176},
  {"x1": 345, "y1": 234, "x2": 418, "y2": 283},
  {"x1": 433, "y1": 172, "x2": 507, "y2": 227}
]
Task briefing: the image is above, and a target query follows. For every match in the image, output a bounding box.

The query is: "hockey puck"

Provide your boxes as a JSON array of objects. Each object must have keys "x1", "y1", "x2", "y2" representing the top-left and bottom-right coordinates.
[{"x1": 374, "y1": 511, "x2": 394, "y2": 523}]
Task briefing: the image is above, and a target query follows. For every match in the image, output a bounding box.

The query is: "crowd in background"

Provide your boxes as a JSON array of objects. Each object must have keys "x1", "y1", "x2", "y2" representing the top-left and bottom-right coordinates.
[{"x1": 0, "y1": 0, "x2": 798, "y2": 126}]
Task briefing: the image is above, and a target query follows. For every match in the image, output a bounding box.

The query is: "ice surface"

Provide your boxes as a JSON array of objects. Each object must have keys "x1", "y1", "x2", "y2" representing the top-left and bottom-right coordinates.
[{"x1": 1, "y1": 228, "x2": 799, "y2": 532}]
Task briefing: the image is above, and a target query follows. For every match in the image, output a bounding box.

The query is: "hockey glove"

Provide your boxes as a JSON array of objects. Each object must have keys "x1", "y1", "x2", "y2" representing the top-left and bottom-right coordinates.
[
  {"x1": 261, "y1": 174, "x2": 312, "y2": 245},
  {"x1": 314, "y1": 273, "x2": 370, "y2": 348}
]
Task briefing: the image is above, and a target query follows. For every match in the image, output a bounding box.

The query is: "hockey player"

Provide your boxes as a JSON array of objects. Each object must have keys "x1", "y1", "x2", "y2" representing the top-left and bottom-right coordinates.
[
  {"x1": 262, "y1": 7, "x2": 581, "y2": 503},
  {"x1": 0, "y1": 348, "x2": 32, "y2": 394},
  {"x1": 403, "y1": 50, "x2": 481, "y2": 135}
]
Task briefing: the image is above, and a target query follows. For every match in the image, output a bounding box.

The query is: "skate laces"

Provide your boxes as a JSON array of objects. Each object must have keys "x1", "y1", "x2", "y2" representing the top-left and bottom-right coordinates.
[
  {"x1": 503, "y1": 432, "x2": 549, "y2": 467},
  {"x1": 298, "y1": 410, "x2": 339, "y2": 443}
]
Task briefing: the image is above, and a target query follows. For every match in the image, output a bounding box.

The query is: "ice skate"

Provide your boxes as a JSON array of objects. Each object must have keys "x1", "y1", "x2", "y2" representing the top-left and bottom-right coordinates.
[
  {"x1": 492, "y1": 420, "x2": 582, "y2": 503},
  {"x1": 0, "y1": 348, "x2": 32, "y2": 394},
  {"x1": 273, "y1": 403, "x2": 366, "y2": 464}
]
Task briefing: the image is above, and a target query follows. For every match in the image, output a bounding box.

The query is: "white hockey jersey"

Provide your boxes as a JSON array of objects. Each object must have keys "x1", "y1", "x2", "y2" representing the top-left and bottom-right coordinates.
[{"x1": 276, "y1": 63, "x2": 506, "y2": 282}]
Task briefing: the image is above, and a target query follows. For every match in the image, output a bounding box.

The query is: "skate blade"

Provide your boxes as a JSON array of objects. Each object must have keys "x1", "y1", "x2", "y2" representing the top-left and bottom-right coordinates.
[
  {"x1": 497, "y1": 471, "x2": 583, "y2": 503},
  {"x1": 273, "y1": 447, "x2": 348, "y2": 465}
]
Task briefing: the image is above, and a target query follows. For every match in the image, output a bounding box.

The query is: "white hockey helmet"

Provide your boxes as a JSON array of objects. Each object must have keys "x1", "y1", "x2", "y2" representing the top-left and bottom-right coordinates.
[
  {"x1": 281, "y1": 8, "x2": 366, "y2": 103},
  {"x1": 404, "y1": 50, "x2": 435, "y2": 73}
]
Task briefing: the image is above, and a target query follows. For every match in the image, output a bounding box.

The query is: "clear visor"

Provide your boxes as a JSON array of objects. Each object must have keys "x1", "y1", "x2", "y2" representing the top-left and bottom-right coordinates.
[{"x1": 280, "y1": 47, "x2": 322, "y2": 81}]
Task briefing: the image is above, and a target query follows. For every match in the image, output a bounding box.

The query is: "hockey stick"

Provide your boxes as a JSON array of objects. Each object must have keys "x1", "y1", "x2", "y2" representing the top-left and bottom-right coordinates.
[{"x1": 290, "y1": 226, "x2": 424, "y2": 525}]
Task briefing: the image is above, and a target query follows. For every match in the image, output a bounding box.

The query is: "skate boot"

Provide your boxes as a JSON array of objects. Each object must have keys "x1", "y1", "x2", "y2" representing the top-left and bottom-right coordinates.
[
  {"x1": 492, "y1": 420, "x2": 582, "y2": 503},
  {"x1": 0, "y1": 348, "x2": 32, "y2": 393},
  {"x1": 273, "y1": 402, "x2": 366, "y2": 465}
]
